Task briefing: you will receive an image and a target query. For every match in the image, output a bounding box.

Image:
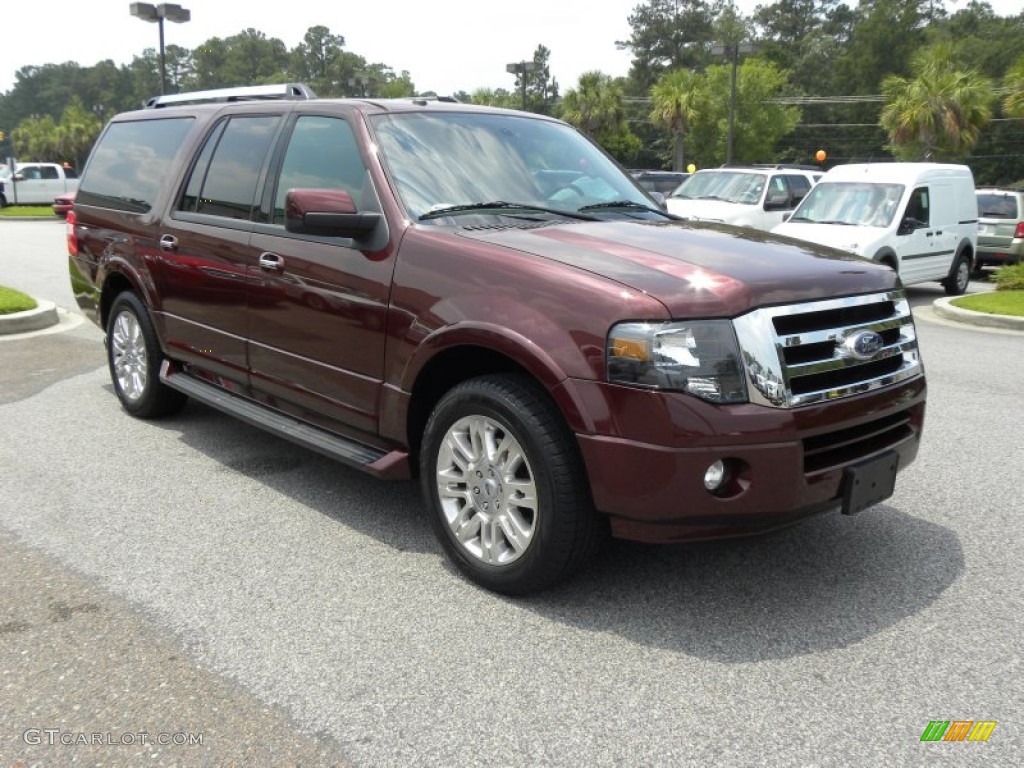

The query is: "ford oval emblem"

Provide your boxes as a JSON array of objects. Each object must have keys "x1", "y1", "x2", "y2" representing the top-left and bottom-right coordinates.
[{"x1": 840, "y1": 330, "x2": 884, "y2": 361}]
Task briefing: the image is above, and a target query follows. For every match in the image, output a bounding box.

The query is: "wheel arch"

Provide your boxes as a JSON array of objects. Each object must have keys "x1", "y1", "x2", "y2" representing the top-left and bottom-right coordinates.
[
  {"x1": 872, "y1": 248, "x2": 899, "y2": 272},
  {"x1": 398, "y1": 339, "x2": 591, "y2": 479}
]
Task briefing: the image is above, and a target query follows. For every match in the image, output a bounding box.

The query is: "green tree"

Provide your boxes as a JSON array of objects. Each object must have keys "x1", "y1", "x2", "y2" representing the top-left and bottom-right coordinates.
[
  {"x1": 525, "y1": 45, "x2": 559, "y2": 114},
  {"x1": 11, "y1": 114, "x2": 59, "y2": 161},
  {"x1": 880, "y1": 43, "x2": 995, "y2": 160},
  {"x1": 617, "y1": 0, "x2": 719, "y2": 90},
  {"x1": 291, "y1": 25, "x2": 345, "y2": 95},
  {"x1": 56, "y1": 97, "x2": 102, "y2": 169},
  {"x1": 687, "y1": 59, "x2": 801, "y2": 166},
  {"x1": 649, "y1": 68, "x2": 704, "y2": 170},
  {"x1": 469, "y1": 88, "x2": 519, "y2": 108},
  {"x1": 560, "y1": 72, "x2": 641, "y2": 164},
  {"x1": 1004, "y1": 54, "x2": 1024, "y2": 118}
]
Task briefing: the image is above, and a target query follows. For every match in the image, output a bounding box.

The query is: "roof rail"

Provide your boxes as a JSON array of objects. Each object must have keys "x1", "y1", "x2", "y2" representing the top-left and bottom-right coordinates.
[
  {"x1": 146, "y1": 83, "x2": 317, "y2": 109},
  {"x1": 720, "y1": 163, "x2": 820, "y2": 171}
]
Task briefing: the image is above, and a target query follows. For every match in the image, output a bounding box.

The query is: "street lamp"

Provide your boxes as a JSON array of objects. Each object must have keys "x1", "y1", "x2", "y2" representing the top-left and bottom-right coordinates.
[
  {"x1": 711, "y1": 41, "x2": 758, "y2": 165},
  {"x1": 505, "y1": 60, "x2": 540, "y2": 112},
  {"x1": 129, "y1": 3, "x2": 191, "y2": 95}
]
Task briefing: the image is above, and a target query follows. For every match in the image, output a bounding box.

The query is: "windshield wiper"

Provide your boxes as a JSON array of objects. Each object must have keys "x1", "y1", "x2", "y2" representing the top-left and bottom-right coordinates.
[
  {"x1": 419, "y1": 201, "x2": 597, "y2": 222},
  {"x1": 577, "y1": 200, "x2": 678, "y2": 218}
]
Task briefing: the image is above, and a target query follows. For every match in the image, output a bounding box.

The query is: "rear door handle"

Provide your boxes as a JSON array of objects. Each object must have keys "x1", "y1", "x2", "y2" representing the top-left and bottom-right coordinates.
[
  {"x1": 259, "y1": 252, "x2": 284, "y2": 272},
  {"x1": 159, "y1": 234, "x2": 178, "y2": 252}
]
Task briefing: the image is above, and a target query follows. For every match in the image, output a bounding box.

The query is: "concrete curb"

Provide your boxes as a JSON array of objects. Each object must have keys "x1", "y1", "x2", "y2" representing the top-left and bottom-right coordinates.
[
  {"x1": 0, "y1": 299, "x2": 59, "y2": 335},
  {"x1": 933, "y1": 297, "x2": 1024, "y2": 332}
]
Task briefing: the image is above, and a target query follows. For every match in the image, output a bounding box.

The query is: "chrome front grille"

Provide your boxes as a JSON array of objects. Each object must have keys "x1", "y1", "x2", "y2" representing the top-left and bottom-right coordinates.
[{"x1": 732, "y1": 290, "x2": 923, "y2": 408}]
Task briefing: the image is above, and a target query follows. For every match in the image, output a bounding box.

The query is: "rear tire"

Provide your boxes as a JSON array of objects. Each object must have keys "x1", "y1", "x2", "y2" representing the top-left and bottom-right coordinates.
[
  {"x1": 420, "y1": 374, "x2": 605, "y2": 595},
  {"x1": 106, "y1": 292, "x2": 187, "y2": 419},
  {"x1": 943, "y1": 252, "x2": 970, "y2": 296}
]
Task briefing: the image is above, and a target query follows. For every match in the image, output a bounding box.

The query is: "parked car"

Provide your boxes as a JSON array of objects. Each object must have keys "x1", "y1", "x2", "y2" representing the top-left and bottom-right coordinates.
[
  {"x1": 0, "y1": 162, "x2": 79, "y2": 206},
  {"x1": 68, "y1": 83, "x2": 926, "y2": 594},
  {"x1": 665, "y1": 165, "x2": 818, "y2": 230},
  {"x1": 773, "y1": 163, "x2": 978, "y2": 295},
  {"x1": 53, "y1": 191, "x2": 76, "y2": 217},
  {"x1": 975, "y1": 187, "x2": 1024, "y2": 269}
]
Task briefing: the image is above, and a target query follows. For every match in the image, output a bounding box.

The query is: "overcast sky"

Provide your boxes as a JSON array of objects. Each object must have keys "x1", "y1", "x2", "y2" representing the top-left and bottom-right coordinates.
[{"x1": 1, "y1": 0, "x2": 1020, "y2": 97}]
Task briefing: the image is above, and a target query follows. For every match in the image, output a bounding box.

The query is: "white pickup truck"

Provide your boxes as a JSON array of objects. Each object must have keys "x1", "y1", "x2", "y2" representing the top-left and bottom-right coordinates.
[{"x1": 0, "y1": 162, "x2": 80, "y2": 206}]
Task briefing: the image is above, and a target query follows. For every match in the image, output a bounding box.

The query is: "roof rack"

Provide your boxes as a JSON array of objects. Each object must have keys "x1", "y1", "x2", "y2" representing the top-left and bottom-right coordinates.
[{"x1": 146, "y1": 83, "x2": 317, "y2": 109}]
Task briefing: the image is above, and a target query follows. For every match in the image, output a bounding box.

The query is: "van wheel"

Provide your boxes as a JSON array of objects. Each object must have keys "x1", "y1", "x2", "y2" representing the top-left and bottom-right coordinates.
[
  {"x1": 943, "y1": 253, "x2": 970, "y2": 296},
  {"x1": 107, "y1": 292, "x2": 187, "y2": 419},
  {"x1": 420, "y1": 375, "x2": 604, "y2": 595}
]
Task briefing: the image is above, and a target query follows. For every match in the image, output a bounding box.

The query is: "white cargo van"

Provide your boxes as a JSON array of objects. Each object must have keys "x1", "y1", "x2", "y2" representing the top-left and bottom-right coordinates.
[{"x1": 772, "y1": 163, "x2": 978, "y2": 294}]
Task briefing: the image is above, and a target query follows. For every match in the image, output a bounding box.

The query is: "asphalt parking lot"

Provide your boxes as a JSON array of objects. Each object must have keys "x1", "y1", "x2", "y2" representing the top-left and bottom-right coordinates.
[{"x1": 0, "y1": 219, "x2": 1021, "y2": 767}]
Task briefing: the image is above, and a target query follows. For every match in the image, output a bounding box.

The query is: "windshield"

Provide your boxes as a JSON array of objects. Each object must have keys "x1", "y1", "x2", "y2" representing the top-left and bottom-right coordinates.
[
  {"x1": 370, "y1": 111, "x2": 659, "y2": 222},
  {"x1": 790, "y1": 182, "x2": 905, "y2": 227},
  {"x1": 669, "y1": 171, "x2": 766, "y2": 205}
]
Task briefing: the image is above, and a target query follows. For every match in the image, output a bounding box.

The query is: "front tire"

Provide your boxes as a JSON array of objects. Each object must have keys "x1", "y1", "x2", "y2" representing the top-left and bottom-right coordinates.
[
  {"x1": 106, "y1": 292, "x2": 187, "y2": 419},
  {"x1": 943, "y1": 252, "x2": 970, "y2": 296},
  {"x1": 420, "y1": 375, "x2": 604, "y2": 595}
]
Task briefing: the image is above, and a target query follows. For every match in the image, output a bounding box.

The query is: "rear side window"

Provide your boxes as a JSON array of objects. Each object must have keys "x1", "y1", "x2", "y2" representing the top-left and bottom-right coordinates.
[
  {"x1": 77, "y1": 118, "x2": 194, "y2": 213},
  {"x1": 179, "y1": 115, "x2": 280, "y2": 220},
  {"x1": 977, "y1": 193, "x2": 1019, "y2": 219}
]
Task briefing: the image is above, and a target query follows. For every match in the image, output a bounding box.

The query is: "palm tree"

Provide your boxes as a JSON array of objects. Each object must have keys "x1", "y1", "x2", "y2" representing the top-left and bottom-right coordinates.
[
  {"x1": 649, "y1": 69, "x2": 703, "y2": 171},
  {"x1": 880, "y1": 43, "x2": 995, "y2": 161},
  {"x1": 559, "y1": 71, "x2": 626, "y2": 139},
  {"x1": 1003, "y1": 54, "x2": 1024, "y2": 119}
]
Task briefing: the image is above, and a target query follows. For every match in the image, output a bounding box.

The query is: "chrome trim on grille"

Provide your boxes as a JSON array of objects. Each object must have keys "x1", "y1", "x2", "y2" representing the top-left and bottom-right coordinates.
[{"x1": 732, "y1": 290, "x2": 923, "y2": 408}]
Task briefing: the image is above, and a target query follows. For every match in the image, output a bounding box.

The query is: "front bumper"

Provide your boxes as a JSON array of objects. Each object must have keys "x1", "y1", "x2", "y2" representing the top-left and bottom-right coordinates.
[{"x1": 566, "y1": 376, "x2": 926, "y2": 543}]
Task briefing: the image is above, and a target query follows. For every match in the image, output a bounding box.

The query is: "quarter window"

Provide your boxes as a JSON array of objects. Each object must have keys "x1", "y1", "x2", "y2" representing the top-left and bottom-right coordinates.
[{"x1": 77, "y1": 118, "x2": 195, "y2": 213}]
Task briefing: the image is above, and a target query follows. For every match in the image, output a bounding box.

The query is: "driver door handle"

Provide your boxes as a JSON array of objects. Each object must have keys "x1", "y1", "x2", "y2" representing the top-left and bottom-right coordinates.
[{"x1": 158, "y1": 234, "x2": 178, "y2": 252}]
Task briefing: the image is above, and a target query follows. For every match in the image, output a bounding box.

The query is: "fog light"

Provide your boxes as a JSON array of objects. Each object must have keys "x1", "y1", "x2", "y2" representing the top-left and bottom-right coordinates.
[{"x1": 703, "y1": 459, "x2": 727, "y2": 491}]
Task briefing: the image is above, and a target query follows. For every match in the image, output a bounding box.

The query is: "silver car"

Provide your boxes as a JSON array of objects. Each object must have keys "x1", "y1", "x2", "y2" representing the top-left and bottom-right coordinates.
[{"x1": 976, "y1": 188, "x2": 1024, "y2": 269}]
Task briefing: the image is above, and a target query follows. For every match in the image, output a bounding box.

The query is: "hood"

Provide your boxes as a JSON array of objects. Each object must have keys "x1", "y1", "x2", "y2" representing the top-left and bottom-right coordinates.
[
  {"x1": 772, "y1": 221, "x2": 887, "y2": 259},
  {"x1": 458, "y1": 219, "x2": 897, "y2": 318},
  {"x1": 664, "y1": 197, "x2": 751, "y2": 222}
]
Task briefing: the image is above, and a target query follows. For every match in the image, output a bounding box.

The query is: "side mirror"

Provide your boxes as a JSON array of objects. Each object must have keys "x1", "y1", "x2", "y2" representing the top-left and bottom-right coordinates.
[
  {"x1": 650, "y1": 191, "x2": 666, "y2": 209},
  {"x1": 897, "y1": 218, "x2": 920, "y2": 236},
  {"x1": 781, "y1": 212, "x2": 792, "y2": 222},
  {"x1": 13, "y1": 172, "x2": 24, "y2": 181},
  {"x1": 285, "y1": 188, "x2": 380, "y2": 237},
  {"x1": 764, "y1": 192, "x2": 790, "y2": 211}
]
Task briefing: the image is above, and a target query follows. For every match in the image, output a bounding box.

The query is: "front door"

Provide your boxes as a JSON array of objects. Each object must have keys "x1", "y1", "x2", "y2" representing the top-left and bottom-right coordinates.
[{"x1": 246, "y1": 113, "x2": 395, "y2": 436}]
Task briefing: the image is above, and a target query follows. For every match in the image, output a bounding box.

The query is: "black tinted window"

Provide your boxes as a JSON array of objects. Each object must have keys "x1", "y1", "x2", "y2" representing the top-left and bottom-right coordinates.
[
  {"x1": 40, "y1": 165, "x2": 60, "y2": 180},
  {"x1": 785, "y1": 174, "x2": 811, "y2": 202},
  {"x1": 977, "y1": 193, "x2": 1019, "y2": 219},
  {"x1": 273, "y1": 116, "x2": 366, "y2": 223},
  {"x1": 77, "y1": 118, "x2": 194, "y2": 213},
  {"x1": 194, "y1": 116, "x2": 279, "y2": 220}
]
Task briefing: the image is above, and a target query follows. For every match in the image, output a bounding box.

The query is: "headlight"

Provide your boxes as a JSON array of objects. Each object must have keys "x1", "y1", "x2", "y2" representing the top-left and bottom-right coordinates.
[{"x1": 606, "y1": 320, "x2": 748, "y2": 403}]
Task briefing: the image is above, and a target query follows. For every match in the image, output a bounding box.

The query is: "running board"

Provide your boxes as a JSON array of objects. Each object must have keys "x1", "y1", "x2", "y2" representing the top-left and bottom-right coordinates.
[{"x1": 160, "y1": 367, "x2": 409, "y2": 477}]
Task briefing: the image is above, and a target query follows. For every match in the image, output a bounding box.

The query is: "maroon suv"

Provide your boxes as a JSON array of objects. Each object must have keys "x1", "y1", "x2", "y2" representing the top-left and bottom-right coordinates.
[{"x1": 68, "y1": 84, "x2": 926, "y2": 594}]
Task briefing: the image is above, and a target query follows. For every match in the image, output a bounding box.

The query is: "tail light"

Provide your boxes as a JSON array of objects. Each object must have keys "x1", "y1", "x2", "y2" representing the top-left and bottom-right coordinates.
[
  {"x1": 1014, "y1": 221, "x2": 1024, "y2": 240},
  {"x1": 66, "y1": 210, "x2": 78, "y2": 256}
]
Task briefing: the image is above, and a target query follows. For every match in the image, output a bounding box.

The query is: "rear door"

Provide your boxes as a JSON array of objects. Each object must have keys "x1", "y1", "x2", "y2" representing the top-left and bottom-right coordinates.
[
  {"x1": 246, "y1": 110, "x2": 396, "y2": 436},
  {"x1": 155, "y1": 110, "x2": 286, "y2": 387}
]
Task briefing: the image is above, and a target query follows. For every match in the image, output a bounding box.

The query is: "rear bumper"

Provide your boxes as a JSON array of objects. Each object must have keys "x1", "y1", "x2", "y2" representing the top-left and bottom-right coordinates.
[
  {"x1": 566, "y1": 376, "x2": 926, "y2": 543},
  {"x1": 977, "y1": 237, "x2": 1022, "y2": 265}
]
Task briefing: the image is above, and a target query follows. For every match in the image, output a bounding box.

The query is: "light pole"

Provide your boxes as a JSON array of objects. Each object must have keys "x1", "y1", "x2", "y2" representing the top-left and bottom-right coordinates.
[
  {"x1": 505, "y1": 60, "x2": 539, "y2": 112},
  {"x1": 711, "y1": 42, "x2": 758, "y2": 165},
  {"x1": 129, "y1": 3, "x2": 191, "y2": 95}
]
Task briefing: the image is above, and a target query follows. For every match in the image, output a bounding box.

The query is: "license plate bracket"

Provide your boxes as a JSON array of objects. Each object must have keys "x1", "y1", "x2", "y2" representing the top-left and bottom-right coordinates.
[{"x1": 841, "y1": 451, "x2": 899, "y2": 515}]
